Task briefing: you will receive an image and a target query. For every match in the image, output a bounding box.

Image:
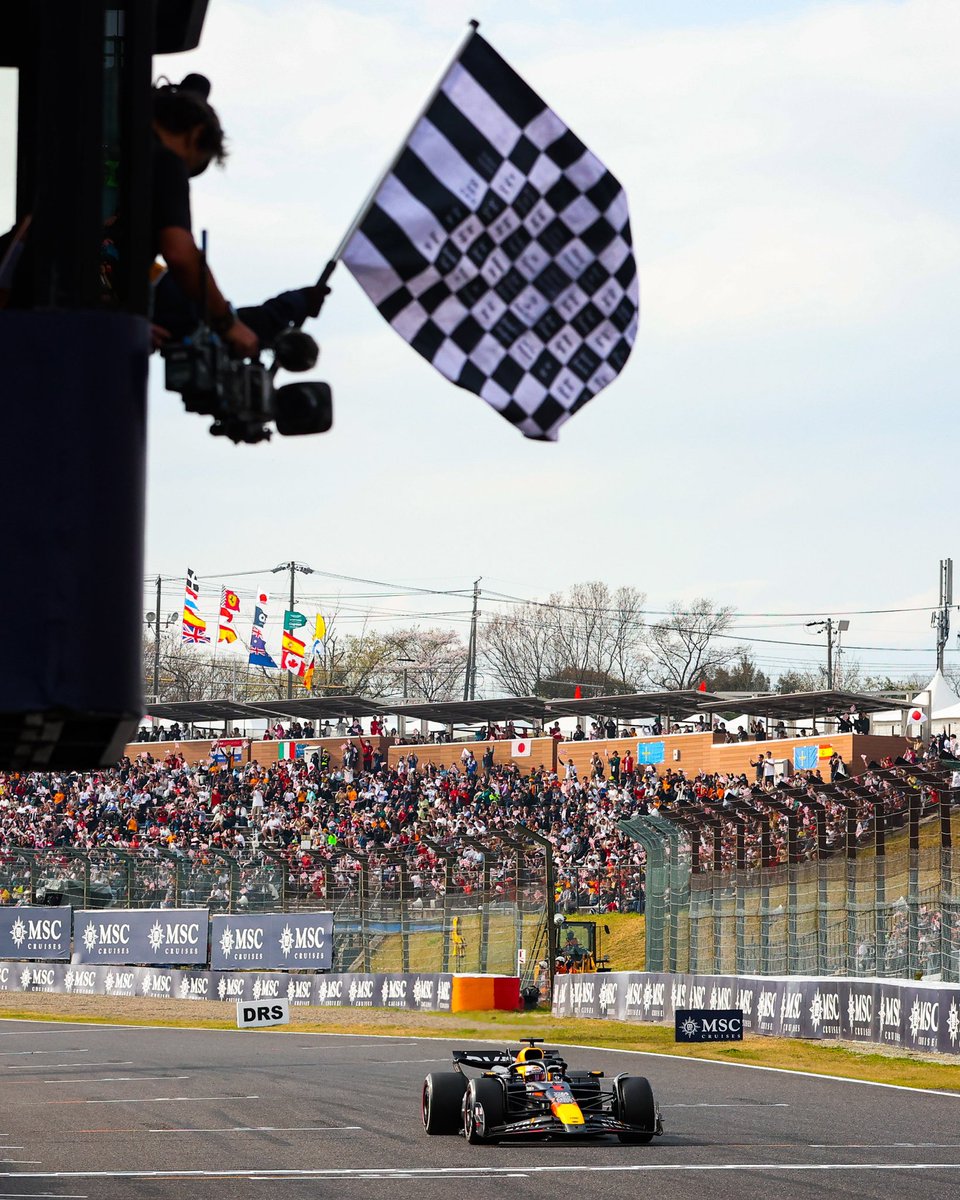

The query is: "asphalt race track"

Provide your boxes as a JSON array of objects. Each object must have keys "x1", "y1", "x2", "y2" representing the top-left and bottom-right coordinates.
[{"x1": 0, "y1": 1020, "x2": 958, "y2": 1199}]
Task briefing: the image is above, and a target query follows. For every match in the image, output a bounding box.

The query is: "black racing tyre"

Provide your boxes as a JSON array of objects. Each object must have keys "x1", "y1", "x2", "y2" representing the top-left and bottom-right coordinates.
[
  {"x1": 616, "y1": 1075, "x2": 656, "y2": 1144},
  {"x1": 463, "y1": 1076, "x2": 504, "y2": 1144},
  {"x1": 422, "y1": 1072, "x2": 467, "y2": 1134}
]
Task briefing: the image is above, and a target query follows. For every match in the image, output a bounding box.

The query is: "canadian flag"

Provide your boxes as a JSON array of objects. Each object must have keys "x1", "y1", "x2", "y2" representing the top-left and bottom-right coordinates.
[
  {"x1": 512, "y1": 739, "x2": 532, "y2": 757},
  {"x1": 280, "y1": 630, "x2": 306, "y2": 678},
  {"x1": 907, "y1": 707, "x2": 926, "y2": 725}
]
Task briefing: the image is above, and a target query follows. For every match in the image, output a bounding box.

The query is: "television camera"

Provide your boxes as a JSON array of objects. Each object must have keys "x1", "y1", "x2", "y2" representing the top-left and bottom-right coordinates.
[{"x1": 162, "y1": 322, "x2": 333, "y2": 444}]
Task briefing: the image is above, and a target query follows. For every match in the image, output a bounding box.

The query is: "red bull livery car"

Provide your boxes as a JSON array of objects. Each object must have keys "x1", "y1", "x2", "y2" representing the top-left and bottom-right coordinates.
[{"x1": 421, "y1": 1039, "x2": 663, "y2": 1144}]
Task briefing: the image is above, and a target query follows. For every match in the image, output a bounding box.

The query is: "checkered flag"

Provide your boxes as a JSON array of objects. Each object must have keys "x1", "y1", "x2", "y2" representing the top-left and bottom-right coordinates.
[{"x1": 340, "y1": 29, "x2": 638, "y2": 441}]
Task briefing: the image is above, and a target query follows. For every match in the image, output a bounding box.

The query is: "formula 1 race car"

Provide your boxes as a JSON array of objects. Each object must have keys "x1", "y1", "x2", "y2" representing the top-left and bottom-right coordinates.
[{"x1": 421, "y1": 1039, "x2": 663, "y2": 1144}]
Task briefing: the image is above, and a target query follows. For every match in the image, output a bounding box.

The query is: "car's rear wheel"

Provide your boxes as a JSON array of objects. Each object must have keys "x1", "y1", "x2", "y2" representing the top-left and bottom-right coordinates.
[
  {"x1": 616, "y1": 1075, "x2": 656, "y2": 1143},
  {"x1": 422, "y1": 1072, "x2": 467, "y2": 1134},
  {"x1": 463, "y1": 1077, "x2": 504, "y2": 1144}
]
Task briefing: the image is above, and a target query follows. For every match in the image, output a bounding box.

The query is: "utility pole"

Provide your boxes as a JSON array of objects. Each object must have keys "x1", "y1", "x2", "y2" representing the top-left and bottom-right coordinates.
[
  {"x1": 931, "y1": 557, "x2": 953, "y2": 672},
  {"x1": 152, "y1": 575, "x2": 161, "y2": 702},
  {"x1": 806, "y1": 617, "x2": 850, "y2": 688},
  {"x1": 463, "y1": 577, "x2": 481, "y2": 701},
  {"x1": 271, "y1": 561, "x2": 315, "y2": 699}
]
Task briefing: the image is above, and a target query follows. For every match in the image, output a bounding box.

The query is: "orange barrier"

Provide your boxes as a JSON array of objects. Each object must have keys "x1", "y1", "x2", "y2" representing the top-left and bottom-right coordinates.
[{"x1": 451, "y1": 974, "x2": 521, "y2": 1012}]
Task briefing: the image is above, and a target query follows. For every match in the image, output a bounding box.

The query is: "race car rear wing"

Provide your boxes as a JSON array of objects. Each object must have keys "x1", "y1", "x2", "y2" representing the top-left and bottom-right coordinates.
[
  {"x1": 452, "y1": 1047, "x2": 569, "y2": 1072},
  {"x1": 452, "y1": 1049, "x2": 513, "y2": 1070}
]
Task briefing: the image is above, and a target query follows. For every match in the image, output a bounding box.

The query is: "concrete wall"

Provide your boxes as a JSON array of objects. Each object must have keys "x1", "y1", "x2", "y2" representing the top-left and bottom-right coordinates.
[
  {"x1": 125, "y1": 735, "x2": 393, "y2": 767},
  {"x1": 124, "y1": 732, "x2": 913, "y2": 777}
]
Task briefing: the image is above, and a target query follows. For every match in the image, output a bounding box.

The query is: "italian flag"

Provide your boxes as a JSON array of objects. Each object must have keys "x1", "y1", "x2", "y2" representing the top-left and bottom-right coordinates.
[{"x1": 277, "y1": 742, "x2": 303, "y2": 760}]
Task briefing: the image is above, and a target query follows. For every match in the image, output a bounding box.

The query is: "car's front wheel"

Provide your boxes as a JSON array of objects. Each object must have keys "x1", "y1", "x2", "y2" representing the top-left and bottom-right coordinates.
[
  {"x1": 463, "y1": 1077, "x2": 504, "y2": 1144},
  {"x1": 616, "y1": 1075, "x2": 656, "y2": 1143},
  {"x1": 422, "y1": 1072, "x2": 467, "y2": 1134}
]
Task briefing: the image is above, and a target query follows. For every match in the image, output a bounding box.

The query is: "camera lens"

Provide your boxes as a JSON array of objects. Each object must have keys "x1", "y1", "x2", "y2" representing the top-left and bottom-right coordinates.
[{"x1": 274, "y1": 381, "x2": 333, "y2": 436}]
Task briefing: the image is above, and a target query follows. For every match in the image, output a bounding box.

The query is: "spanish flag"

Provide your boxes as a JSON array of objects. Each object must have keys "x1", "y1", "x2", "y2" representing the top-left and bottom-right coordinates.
[{"x1": 218, "y1": 586, "x2": 240, "y2": 644}]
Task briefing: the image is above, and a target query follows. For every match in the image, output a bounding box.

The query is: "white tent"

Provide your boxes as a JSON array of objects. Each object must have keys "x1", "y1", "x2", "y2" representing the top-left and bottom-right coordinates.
[
  {"x1": 870, "y1": 669, "x2": 960, "y2": 735},
  {"x1": 916, "y1": 669, "x2": 959, "y2": 714}
]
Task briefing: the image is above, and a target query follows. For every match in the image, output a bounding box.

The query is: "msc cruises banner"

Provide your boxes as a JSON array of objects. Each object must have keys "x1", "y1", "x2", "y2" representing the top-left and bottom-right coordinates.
[
  {"x1": 0, "y1": 964, "x2": 454, "y2": 1011},
  {"x1": 551, "y1": 971, "x2": 960, "y2": 1056},
  {"x1": 0, "y1": 907, "x2": 71, "y2": 961},
  {"x1": 72, "y1": 909, "x2": 209, "y2": 965},
  {"x1": 210, "y1": 912, "x2": 334, "y2": 971}
]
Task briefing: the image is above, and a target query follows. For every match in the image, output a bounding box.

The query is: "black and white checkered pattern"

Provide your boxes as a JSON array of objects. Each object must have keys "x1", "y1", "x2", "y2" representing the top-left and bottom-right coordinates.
[{"x1": 342, "y1": 32, "x2": 638, "y2": 441}]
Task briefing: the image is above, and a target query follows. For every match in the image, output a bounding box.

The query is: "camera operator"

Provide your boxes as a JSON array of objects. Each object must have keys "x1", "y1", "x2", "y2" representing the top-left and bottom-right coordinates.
[
  {"x1": 148, "y1": 75, "x2": 329, "y2": 353},
  {"x1": 147, "y1": 74, "x2": 259, "y2": 357}
]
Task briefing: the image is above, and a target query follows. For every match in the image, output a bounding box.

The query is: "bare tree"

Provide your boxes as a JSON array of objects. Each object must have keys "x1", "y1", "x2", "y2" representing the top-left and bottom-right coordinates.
[
  {"x1": 382, "y1": 627, "x2": 465, "y2": 701},
  {"x1": 481, "y1": 582, "x2": 647, "y2": 696},
  {"x1": 480, "y1": 601, "x2": 556, "y2": 697},
  {"x1": 643, "y1": 599, "x2": 737, "y2": 689},
  {"x1": 776, "y1": 657, "x2": 863, "y2": 693}
]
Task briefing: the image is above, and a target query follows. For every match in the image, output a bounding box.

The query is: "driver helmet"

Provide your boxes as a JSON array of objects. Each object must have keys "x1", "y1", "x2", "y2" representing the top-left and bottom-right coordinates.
[{"x1": 515, "y1": 1046, "x2": 547, "y2": 1082}]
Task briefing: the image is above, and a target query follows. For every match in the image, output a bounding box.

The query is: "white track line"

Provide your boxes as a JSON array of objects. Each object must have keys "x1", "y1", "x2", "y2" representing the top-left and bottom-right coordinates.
[
  {"x1": 662, "y1": 1102, "x2": 790, "y2": 1108},
  {"x1": 148, "y1": 1125, "x2": 362, "y2": 1134},
  {"x1": 5, "y1": 1164, "x2": 960, "y2": 1181},
  {"x1": 377, "y1": 1058, "x2": 449, "y2": 1064},
  {"x1": 0, "y1": 1028, "x2": 91, "y2": 1035},
  {"x1": 252, "y1": 1174, "x2": 534, "y2": 1183},
  {"x1": 0, "y1": 1049, "x2": 88, "y2": 1056},
  {"x1": 42, "y1": 1075, "x2": 188, "y2": 1084},
  {"x1": 46, "y1": 1094, "x2": 258, "y2": 1105},
  {"x1": 9, "y1": 1062, "x2": 134, "y2": 1071}
]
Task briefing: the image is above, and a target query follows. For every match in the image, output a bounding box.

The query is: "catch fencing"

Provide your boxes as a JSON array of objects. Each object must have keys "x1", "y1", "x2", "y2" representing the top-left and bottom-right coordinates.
[
  {"x1": 0, "y1": 825, "x2": 553, "y2": 987},
  {"x1": 622, "y1": 764, "x2": 960, "y2": 982}
]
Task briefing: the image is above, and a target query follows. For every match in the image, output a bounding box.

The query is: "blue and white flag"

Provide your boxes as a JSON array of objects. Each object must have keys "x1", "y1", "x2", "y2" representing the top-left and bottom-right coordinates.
[{"x1": 248, "y1": 592, "x2": 276, "y2": 669}]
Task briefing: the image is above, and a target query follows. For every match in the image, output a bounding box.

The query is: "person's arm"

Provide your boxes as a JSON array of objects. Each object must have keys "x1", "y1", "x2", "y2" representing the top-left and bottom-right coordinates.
[{"x1": 158, "y1": 226, "x2": 259, "y2": 357}]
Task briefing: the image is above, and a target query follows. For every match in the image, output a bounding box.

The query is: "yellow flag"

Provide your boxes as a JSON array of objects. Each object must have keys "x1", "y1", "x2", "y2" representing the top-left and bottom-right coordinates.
[
  {"x1": 314, "y1": 614, "x2": 326, "y2": 642},
  {"x1": 303, "y1": 659, "x2": 315, "y2": 691}
]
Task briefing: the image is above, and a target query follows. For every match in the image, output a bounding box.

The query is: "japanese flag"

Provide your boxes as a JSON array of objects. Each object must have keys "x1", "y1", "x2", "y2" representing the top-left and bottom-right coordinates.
[
  {"x1": 907, "y1": 707, "x2": 926, "y2": 725},
  {"x1": 512, "y1": 739, "x2": 532, "y2": 757}
]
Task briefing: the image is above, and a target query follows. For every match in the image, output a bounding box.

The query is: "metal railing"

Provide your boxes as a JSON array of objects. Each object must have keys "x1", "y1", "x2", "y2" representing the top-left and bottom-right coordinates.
[
  {"x1": 0, "y1": 825, "x2": 553, "y2": 983},
  {"x1": 621, "y1": 766, "x2": 960, "y2": 982}
]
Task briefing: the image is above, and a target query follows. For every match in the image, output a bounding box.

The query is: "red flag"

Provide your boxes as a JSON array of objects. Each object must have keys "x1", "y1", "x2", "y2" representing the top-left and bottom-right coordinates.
[
  {"x1": 698, "y1": 680, "x2": 707, "y2": 692},
  {"x1": 574, "y1": 685, "x2": 582, "y2": 699}
]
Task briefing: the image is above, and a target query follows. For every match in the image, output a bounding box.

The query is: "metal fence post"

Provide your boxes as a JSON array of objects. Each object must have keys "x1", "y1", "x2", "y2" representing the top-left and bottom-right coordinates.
[
  {"x1": 939, "y1": 789, "x2": 954, "y2": 982},
  {"x1": 908, "y1": 791, "x2": 921, "y2": 977},
  {"x1": 422, "y1": 836, "x2": 455, "y2": 974},
  {"x1": 618, "y1": 816, "x2": 667, "y2": 972}
]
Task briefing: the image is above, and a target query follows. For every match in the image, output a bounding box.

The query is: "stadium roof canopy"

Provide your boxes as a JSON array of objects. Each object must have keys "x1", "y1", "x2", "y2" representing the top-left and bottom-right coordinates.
[
  {"x1": 242, "y1": 696, "x2": 384, "y2": 720},
  {"x1": 392, "y1": 697, "x2": 553, "y2": 726},
  {"x1": 698, "y1": 690, "x2": 902, "y2": 721},
  {"x1": 547, "y1": 690, "x2": 722, "y2": 720},
  {"x1": 146, "y1": 700, "x2": 259, "y2": 722},
  {"x1": 146, "y1": 696, "x2": 384, "y2": 723}
]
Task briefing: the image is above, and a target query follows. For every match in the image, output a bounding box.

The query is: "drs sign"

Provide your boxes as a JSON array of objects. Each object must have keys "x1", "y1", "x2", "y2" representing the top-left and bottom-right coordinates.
[
  {"x1": 211, "y1": 912, "x2": 333, "y2": 971},
  {"x1": 236, "y1": 998, "x2": 290, "y2": 1029},
  {"x1": 675, "y1": 1008, "x2": 744, "y2": 1043}
]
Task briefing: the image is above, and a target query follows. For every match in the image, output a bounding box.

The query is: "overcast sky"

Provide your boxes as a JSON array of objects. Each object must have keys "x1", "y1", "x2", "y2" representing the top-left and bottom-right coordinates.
[{"x1": 3, "y1": 0, "x2": 958, "y2": 682}]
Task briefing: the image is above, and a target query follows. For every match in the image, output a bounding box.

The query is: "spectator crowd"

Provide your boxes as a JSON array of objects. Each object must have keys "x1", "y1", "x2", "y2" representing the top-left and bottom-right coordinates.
[{"x1": 1, "y1": 731, "x2": 957, "y2": 921}]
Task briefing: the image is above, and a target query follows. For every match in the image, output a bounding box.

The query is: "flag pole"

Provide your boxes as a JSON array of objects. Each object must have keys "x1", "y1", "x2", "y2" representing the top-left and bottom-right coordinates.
[{"x1": 312, "y1": 17, "x2": 481, "y2": 299}]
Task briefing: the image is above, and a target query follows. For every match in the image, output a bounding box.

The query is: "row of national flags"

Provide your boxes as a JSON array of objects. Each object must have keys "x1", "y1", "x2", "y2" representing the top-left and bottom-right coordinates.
[{"x1": 179, "y1": 569, "x2": 326, "y2": 683}]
